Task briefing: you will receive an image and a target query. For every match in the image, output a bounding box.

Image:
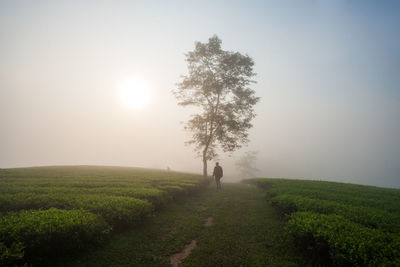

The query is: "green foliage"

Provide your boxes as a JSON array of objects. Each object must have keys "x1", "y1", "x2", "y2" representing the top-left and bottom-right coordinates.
[
  {"x1": 287, "y1": 212, "x2": 400, "y2": 266},
  {"x1": 0, "y1": 193, "x2": 153, "y2": 228},
  {"x1": 0, "y1": 208, "x2": 110, "y2": 265},
  {"x1": 267, "y1": 182, "x2": 400, "y2": 214},
  {"x1": 0, "y1": 242, "x2": 25, "y2": 266},
  {"x1": 174, "y1": 35, "x2": 259, "y2": 176},
  {"x1": 0, "y1": 166, "x2": 207, "y2": 265},
  {"x1": 270, "y1": 194, "x2": 400, "y2": 232},
  {"x1": 57, "y1": 183, "x2": 310, "y2": 266},
  {"x1": 245, "y1": 178, "x2": 400, "y2": 265}
]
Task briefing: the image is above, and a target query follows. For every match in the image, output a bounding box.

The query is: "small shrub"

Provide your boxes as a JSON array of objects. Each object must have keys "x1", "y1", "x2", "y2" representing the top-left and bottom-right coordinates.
[
  {"x1": 0, "y1": 242, "x2": 25, "y2": 266},
  {"x1": 287, "y1": 212, "x2": 400, "y2": 266},
  {"x1": 0, "y1": 208, "x2": 111, "y2": 265}
]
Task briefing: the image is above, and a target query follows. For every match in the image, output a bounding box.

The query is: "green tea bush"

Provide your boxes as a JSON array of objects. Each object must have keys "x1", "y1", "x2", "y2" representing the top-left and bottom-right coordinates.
[
  {"x1": 245, "y1": 178, "x2": 400, "y2": 266},
  {"x1": 0, "y1": 166, "x2": 208, "y2": 264},
  {"x1": 89, "y1": 187, "x2": 168, "y2": 208},
  {"x1": 270, "y1": 194, "x2": 400, "y2": 232},
  {"x1": 0, "y1": 187, "x2": 168, "y2": 208},
  {"x1": 287, "y1": 212, "x2": 400, "y2": 266},
  {"x1": 73, "y1": 195, "x2": 153, "y2": 228},
  {"x1": 0, "y1": 208, "x2": 110, "y2": 265},
  {"x1": 0, "y1": 193, "x2": 153, "y2": 228},
  {"x1": 0, "y1": 242, "x2": 24, "y2": 266},
  {"x1": 268, "y1": 185, "x2": 400, "y2": 214}
]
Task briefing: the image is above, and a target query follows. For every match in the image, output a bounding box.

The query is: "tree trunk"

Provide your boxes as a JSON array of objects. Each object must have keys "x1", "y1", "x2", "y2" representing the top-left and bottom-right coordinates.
[{"x1": 202, "y1": 150, "x2": 208, "y2": 177}]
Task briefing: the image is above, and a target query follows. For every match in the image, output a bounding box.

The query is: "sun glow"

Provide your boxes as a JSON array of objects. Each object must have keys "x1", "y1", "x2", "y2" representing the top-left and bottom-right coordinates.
[{"x1": 119, "y1": 77, "x2": 151, "y2": 109}]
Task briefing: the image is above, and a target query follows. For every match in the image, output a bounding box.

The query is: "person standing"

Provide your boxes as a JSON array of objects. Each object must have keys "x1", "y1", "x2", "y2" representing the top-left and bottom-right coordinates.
[{"x1": 213, "y1": 162, "x2": 223, "y2": 190}]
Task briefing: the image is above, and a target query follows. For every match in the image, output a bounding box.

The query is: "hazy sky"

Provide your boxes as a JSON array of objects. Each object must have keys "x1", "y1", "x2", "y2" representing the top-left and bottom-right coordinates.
[{"x1": 1, "y1": 0, "x2": 399, "y2": 188}]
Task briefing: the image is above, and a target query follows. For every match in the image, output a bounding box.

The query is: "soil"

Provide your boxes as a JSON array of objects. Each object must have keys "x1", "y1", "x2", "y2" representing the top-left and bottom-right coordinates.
[
  {"x1": 170, "y1": 240, "x2": 198, "y2": 267},
  {"x1": 169, "y1": 216, "x2": 214, "y2": 266},
  {"x1": 204, "y1": 216, "x2": 214, "y2": 227}
]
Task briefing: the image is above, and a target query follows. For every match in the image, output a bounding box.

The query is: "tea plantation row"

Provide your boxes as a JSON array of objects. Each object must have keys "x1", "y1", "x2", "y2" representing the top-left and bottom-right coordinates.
[
  {"x1": 0, "y1": 166, "x2": 208, "y2": 265},
  {"x1": 245, "y1": 178, "x2": 400, "y2": 266}
]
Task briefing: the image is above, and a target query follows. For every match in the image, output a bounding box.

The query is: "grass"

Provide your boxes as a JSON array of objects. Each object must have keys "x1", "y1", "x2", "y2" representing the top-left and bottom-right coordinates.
[{"x1": 53, "y1": 183, "x2": 312, "y2": 266}]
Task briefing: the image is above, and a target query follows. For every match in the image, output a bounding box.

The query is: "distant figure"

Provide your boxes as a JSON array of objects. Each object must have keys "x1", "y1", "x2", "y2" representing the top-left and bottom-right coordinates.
[{"x1": 213, "y1": 162, "x2": 223, "y2": 190}]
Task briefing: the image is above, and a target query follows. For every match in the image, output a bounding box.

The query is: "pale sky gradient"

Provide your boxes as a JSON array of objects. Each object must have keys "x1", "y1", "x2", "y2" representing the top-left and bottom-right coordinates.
[{"x1": 1, "y1": 0, "x2": 399, "y2": 188}]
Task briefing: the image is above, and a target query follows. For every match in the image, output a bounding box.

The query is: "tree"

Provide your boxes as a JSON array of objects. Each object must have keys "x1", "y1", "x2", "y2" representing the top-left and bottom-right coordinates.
[
  {"x1": 174, "y1": 35, "x2": 259, "y2": 177},
  {"x1": 235, "y1": 151, "x2": 259, "y2": 179}
]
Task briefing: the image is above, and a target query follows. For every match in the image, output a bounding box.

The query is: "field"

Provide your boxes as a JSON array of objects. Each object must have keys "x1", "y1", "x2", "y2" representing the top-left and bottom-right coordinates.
[
  {"x1": 3, "y1": 167, "x2": 399, "y2": 266},
  {"x1": 52, "y1": 182, "x2": 311, "y2": 266},
  {"x1": 0, "y1": 166, "x2": 207, "y2": 266},
  {"x1": 245, "y1": 178, "x2": 400, "y2": 266}
]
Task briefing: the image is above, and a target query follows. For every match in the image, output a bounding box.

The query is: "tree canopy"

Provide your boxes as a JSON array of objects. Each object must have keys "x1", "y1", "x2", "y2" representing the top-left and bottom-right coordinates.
[{"x1": 174, "y1": 35, "x2": 259, "y2": 176}]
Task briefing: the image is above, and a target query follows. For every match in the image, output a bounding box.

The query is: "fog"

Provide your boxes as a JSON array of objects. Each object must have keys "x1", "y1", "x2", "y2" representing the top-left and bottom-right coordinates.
[{"x1": 1, "y1": 1, "x2": 399, "y2": 188}]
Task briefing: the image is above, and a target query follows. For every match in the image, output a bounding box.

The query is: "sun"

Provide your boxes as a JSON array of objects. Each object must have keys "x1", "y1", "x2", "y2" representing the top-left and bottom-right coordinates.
[{"x1": 118, "y1": 77, "x2": 151, "y2": 109}]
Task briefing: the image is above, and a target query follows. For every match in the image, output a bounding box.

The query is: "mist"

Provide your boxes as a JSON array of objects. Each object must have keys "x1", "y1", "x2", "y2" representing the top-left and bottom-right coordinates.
[{"x1": 1, "y1": 1, "x2": 399, "y2": 188}]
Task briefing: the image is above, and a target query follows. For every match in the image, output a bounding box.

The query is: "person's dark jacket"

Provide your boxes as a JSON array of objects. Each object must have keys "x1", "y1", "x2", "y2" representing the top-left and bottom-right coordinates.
[{"x1": 213, "y1": 166, "x2": 223, "y2": 179}]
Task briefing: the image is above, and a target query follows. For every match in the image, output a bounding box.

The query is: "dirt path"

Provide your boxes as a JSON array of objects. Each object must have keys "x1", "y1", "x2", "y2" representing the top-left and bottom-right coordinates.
[
  {"x1": 204, "y1": 216, "x2": 214, "y2": 227},
  {"x1": 170, "y1": 216, "x2": 214, "y2": 267},
  {"x1": 170, "y1": 184, "x2": 310, "y2": 266},
  {"x1": 64, "y1": 183, "x2": 310, "y2": 266},
  {"x1": 170, "y1": 240, "x2": 197, "y2": 267}
]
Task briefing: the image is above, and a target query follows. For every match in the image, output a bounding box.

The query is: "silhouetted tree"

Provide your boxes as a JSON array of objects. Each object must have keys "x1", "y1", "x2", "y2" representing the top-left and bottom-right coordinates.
[
  {"x1": 235, "y1": 151, "x2": 259, "y2": 179},
  {"x1": 174, "y1": 35, "x2": 259, "y2": 177}
]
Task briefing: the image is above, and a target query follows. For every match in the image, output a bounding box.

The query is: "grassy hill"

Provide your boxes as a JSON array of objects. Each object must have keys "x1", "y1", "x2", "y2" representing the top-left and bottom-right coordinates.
[{"x1": 1, "y1": 166, "x2": 399, "y2": 266}]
